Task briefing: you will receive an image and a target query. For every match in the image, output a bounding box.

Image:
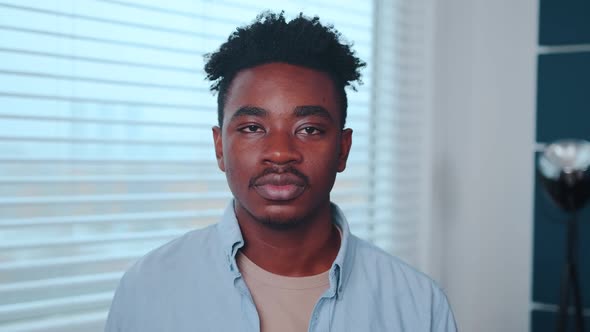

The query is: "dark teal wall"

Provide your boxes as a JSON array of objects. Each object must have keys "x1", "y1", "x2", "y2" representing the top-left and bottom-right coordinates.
[
  {"x1": 539, "y1": 0, "x2": 590, "y2": 45},
  {"x1": 532, "y1": 1, "x2": 590, "y2": 330},
  {"x1": 536, "y1": 52, "x2": 590, "y2": 142},
  {"x1": 532, "y1": 311, "x2": 590, "y2": 332}
]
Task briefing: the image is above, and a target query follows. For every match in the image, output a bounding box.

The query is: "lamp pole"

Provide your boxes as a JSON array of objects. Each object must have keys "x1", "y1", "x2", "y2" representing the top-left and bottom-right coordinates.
[{"x1": 556, "y1": 209, "x2": 584, "y2": 332}]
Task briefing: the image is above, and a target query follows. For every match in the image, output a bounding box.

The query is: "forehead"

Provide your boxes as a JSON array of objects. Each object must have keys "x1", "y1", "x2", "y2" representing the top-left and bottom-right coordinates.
[{"x1": 223, "y1": 63, "x2": 340, "y2": 122}]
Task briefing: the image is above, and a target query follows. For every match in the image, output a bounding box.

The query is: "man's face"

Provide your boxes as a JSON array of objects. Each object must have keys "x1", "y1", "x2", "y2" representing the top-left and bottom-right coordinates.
[{"x1": 212, "y1": 62, "x2": 352, "y2": 227}]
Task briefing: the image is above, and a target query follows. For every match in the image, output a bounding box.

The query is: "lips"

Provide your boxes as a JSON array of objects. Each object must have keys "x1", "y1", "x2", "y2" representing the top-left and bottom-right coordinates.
[{"x1": 252, "y1": 173, "x2": 306, "y2": 201}]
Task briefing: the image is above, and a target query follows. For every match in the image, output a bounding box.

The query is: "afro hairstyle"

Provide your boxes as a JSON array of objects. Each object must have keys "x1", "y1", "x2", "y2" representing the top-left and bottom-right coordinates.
[{"x1": 204, "y1": 11, "x2": 365, "y2": 128}]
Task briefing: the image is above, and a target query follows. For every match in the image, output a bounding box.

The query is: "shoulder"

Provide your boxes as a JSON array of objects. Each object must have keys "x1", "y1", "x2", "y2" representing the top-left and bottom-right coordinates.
[
  {"x1": 348, "y1": 234, "x2": 449, "y2": 302},
  {"x1": 109, "y1": 224, "x2": 224, "y2": 307},
  {"x1": 105, "y1": 224, "x2": 233, "y2": 331},
  {"x1": 343, "y1": 236, "x2": 456, "y2": 330},
  {"x1": 122, "y1": 224, "x2": 221, "y2": 284}
]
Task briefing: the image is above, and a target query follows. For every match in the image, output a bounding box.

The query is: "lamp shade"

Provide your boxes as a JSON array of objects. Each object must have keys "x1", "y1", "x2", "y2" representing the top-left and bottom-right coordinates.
[{"x1": 538, "y1": 139, "x2": 590, "y2": 212}]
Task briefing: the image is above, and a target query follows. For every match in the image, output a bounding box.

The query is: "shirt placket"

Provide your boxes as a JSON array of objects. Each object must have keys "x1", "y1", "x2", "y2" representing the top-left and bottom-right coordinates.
[
  {"x1": 235, "y1": 276, "x2": 261, "y2": 332},
  {"x1": 229, "y1": 251, "x2": 261, "y2": 332},
  {"x1": 308, "y1": 267, "x2": 340, "y2": 332}
]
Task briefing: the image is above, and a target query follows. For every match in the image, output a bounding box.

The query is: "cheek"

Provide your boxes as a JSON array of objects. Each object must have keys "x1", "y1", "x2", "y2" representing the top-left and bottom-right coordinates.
[
  {"x1": 224, "y1": 164, "x2": 250, "y2": 197},
  {"x1": 223, "y1": 140, "x2": 258, "y2": 187},
  {"x1": 223, "y1": 137, "x2": 256, "y2": 164},
  {"x1": 304, "y1": 145, "x2": 341, "y2": 174}
]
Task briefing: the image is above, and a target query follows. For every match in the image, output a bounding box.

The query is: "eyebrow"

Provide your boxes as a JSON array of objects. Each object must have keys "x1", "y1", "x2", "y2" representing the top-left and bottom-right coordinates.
[
  {"x1": 228, "y1": 105, "x2": 334, "y2": 123},
  {"x1": 229, "y1": 106, "x2": 268, "y2": 122},
  {"x1": 294, "y1": 105, "x2": 334, "y2": 121}
]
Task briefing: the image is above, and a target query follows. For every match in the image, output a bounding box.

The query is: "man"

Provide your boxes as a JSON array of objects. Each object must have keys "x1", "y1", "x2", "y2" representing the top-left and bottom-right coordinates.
[{"x1": 105, "y1": 12, "x2": 457, "y2": 331}]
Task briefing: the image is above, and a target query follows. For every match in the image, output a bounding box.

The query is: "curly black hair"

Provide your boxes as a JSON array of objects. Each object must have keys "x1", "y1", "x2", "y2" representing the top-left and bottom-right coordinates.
[{"x1": 204, "y1": 11, "x2": 365, "y2": 129}]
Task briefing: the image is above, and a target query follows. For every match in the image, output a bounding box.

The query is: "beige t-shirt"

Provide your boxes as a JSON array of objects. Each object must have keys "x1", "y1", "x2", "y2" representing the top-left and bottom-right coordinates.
[{"x1": 236, "y1": 254, "x2": 330, "y2": 332}]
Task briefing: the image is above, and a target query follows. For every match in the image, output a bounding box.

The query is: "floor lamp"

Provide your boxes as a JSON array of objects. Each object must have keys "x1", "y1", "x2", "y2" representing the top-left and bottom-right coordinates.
[{"x1": 538, "y1": 139, "x2": 590, "y2": 332}]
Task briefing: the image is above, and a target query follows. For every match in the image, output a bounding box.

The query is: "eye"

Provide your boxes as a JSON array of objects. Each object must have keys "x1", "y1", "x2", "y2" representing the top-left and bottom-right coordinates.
[
  {"x1": 239, "y1": 125, "x2": 264, "y2": 133},
  {"x1": 299, "y1": 126, "x2": 323, "y2": 135}
]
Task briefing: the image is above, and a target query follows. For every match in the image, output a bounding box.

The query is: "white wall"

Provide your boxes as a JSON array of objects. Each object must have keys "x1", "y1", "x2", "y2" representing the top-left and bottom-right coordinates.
[{"x1": 428, "y1": 1, "x2": 538, "y2": 331}]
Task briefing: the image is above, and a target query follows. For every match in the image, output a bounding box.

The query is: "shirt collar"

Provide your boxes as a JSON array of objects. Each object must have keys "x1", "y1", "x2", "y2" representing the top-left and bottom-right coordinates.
[
  {"x1": 216, "y1": 199, "x2": 356, "y2": 297},
  {"x1": 217, "y1": 200, "x2": 245, "y2": 274},
  {"x1": 328, "y1": 202, "x2": 355, "y2": 299}
]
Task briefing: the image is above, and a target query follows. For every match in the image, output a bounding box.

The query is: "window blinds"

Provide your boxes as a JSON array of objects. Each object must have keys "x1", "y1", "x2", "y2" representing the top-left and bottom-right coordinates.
[
  {"x1": 370, "y1": 0, "x2": 433, "y2": 268},
  {"x1": 1, "y1": 0, "x2": 434, "y2": 330},
  {"x1": 0, "y1": 1, "x2": 386, "y2": 331}
]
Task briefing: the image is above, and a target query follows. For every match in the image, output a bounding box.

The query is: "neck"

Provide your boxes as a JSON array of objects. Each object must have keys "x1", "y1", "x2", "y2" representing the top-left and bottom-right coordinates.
[{"x1": 236, "y1": 203, "x2": 341, "y2": 277}]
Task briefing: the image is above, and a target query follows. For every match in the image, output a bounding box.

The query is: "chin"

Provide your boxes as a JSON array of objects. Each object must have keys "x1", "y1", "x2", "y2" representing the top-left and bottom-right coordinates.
[
  {"x1": 249, "y1": 203, "x2": 311, "y2": 229},
  {"x1": 258, "y1": 217, "x2": 306, "y2": 230},
  {"x1": 234, "y1": 193, "x2": 326, "y2": 229}
]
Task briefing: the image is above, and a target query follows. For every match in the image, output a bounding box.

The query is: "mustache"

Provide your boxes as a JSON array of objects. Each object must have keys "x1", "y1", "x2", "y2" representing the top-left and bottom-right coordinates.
[{"x1": 249, "y1": 166, "x2": 310, "y2": 188}]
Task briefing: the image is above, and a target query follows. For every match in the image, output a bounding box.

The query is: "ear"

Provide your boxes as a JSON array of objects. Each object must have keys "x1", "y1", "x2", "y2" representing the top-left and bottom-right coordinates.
[
  {"x1": 337, "y1": 128, "x2": 353, "y2": 172},
  {"x1": 212, "y1": 126, "x2": 225, "y2": 172}
]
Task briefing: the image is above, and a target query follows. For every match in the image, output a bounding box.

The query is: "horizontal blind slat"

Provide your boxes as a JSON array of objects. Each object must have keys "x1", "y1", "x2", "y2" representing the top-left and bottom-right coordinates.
[
  {"x1": 0, "y1": 70, "x2": 207, "y2": 93},
  {"x1": 0, "y1": 114, "x2": 212, "y2": 129},
  {"x1": 0, "y1": 209, "x2": 224, "y2": 227},
  {"x1": 0, "y1": 192, "x2": 233, "y2": 205},
  {"x1": 0, "y1": 273, "x2": 122, "y2": 295},
  {"x1": 0, "y1": 136, "x2": 211, "y2": 147},
  {"x1": 0, "y1": 47, "x2": 200, "y2": 73},
  {"x1": 0, "y1": 92, "x2": 206, "y2": 110},
  {"x1": 0, "y1": 175, "x2": 226, "y2": 184},
  {"x1": 0, "y1": 292, "x2": 112, "y2": 323},
  {"x1": 0, "y1": 251, "x2": 142, "y2": 272},
  {"x1": 0, "y1": 229, "x2": 191, "y2": 250},
  {"x1": 0, "y1": 311, "x2": 107, "y2": 332}
]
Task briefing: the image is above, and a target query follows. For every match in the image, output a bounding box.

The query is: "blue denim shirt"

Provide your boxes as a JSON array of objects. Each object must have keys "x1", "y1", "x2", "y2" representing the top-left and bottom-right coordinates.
[{"x1": 105, "y1": 201, "x2": 457, "y2": 331}]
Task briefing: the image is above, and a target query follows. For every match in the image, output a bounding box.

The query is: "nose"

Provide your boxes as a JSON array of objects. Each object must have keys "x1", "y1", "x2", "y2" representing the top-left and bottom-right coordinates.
[{"x1": 262, "y1": 132, "x2": 303, "y2": 165}]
